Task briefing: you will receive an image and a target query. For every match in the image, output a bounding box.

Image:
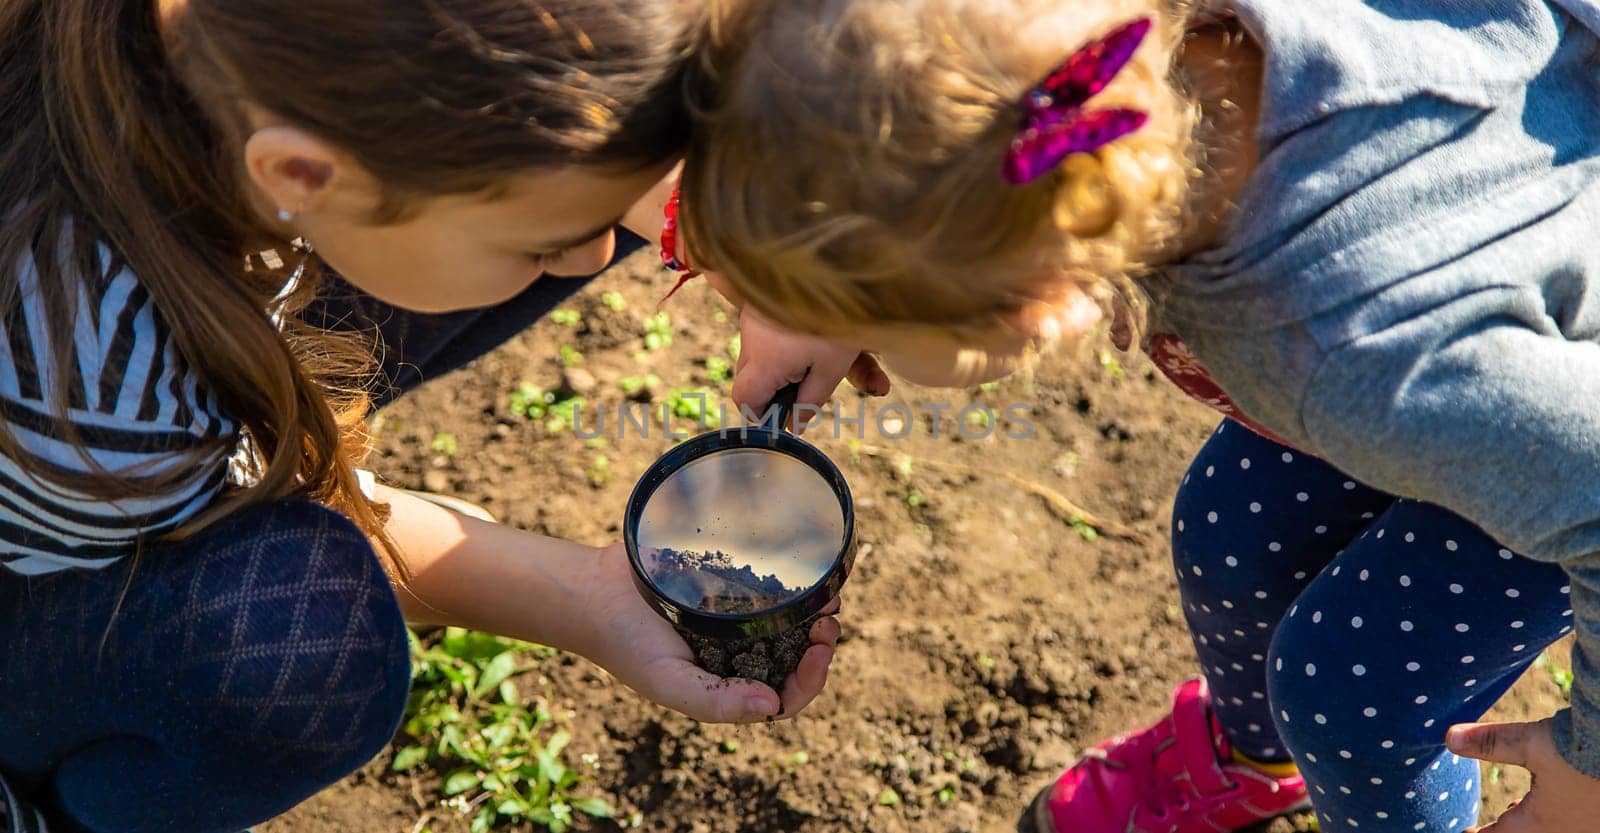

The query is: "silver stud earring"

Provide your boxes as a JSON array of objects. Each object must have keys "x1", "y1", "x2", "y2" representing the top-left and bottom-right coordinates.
[{"x1": 276, "y1": 208, "x2": 293, "y2": 223}]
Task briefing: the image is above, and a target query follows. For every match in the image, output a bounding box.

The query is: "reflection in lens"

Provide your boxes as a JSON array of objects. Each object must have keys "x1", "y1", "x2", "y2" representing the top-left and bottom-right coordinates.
[{"x1": 637, "y1": 448, "x2": 845, "y2": 615}]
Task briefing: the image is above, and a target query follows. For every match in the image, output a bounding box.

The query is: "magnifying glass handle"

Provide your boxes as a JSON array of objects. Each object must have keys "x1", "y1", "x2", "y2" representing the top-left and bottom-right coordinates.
[{"x1": 766, "y1": 382, "x2": 802, "y2": 433}]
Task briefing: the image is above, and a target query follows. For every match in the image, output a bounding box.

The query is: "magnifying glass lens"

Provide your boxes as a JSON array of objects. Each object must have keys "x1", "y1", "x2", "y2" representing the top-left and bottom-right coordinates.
[{"x1": 636, "y1": 448, "x2": 846, "y2": 615}]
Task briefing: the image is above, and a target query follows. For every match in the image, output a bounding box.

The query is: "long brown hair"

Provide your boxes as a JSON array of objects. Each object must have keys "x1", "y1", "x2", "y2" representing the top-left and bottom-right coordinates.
[{"x1": 0, "y1": 0, "x2": 697, "y2": 566}]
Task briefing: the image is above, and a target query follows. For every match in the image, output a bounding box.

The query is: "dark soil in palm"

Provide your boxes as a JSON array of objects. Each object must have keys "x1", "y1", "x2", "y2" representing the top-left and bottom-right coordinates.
[
  {"x1": 683, "y1": 621, "x2": 813, "y2": 691},
  {"x1": 647, "y1": 547, "x2": 815, "y2": 689}
]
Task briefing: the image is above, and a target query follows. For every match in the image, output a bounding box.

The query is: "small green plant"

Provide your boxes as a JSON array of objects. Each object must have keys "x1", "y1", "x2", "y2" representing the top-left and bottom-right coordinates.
[
  {"x1": 1070, "y1": 517, "x2": 1100, "y2": 543},
  {"x1": 543, "y1": 396, "x2": 586, "y2": 434},
  {"x1": 936, "y1": 785, "x2": 957, "y2": 803},
  {"x1": 1097, "y1": 348, "x2": 1126, "y2": 380},
  {"x1": 431, "y1": 432, "x2": 460, "y2": 456},
  {"x1": 906, "y1": 490, "x2": 927, "y2": 508},
  {"x1": 976, "y1": 654, "x2": 997, "y2": 670},
  {"x1": 549, "y1": 308, "x2": 582, "y2": 327},
  {"x1": 396, "y1": 629, "x2": 612, "y2": 832},
  {"x1": 704, "y1": 356, "x2": 732, "y2": 384},
  {"x1": 618, "y1": 374, "x2": 661, "y2": 397},
  {"x1": 720, "y1": 739, "x2": 740, "y2": 753},
  {"x1": 877, "y1": 788, "x2": 901, "y2": 807},
  {"x1": 644, "y1": 312, "x2": 674, "y2": 351},
  {"x1": 1538, "y1": 652, "x2": 1575, "y2": 699},
  {"x1": 559, "y1": 344, "x2": 583, "y2": 368},
  {"x1": 665, "y1": 388, "x2": 722, "y2": 429},
  {"x1": 599, "y1": 291, "x2": 627, "y2": 312},
  {"x1": 509, "y1": 383, "x2": 554, "y2": 419},
  {"x1": 508, "y1": 384, "x2": 585, "y2": 434},
  {"x1": 727, "y1": 334, "x2": 742, "y2": 361},
  {"x1": 585, "y1": 454, "x2": 612, "y2": 488},
  {"x1": 978, "y1": 380, "x2": 1002, "y2": 393},
  {"x1": 893, "y1": 454, "x2": 914, "y2": 481},
  {"x1": 965, "y1": 408, "x2": 993, "y2": 431}
]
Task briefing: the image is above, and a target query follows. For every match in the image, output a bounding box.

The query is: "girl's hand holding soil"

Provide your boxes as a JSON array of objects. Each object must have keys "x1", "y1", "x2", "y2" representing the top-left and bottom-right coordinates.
[
  {"x1": 383, "y1": 488, "x2": 838, "y2": 724},
  {"x1": 1449, "y1": 717, "x2": 1600, "y2": 832},
  {"x1": 580, "y1": 543, "x2": 841, "y2": 722}
]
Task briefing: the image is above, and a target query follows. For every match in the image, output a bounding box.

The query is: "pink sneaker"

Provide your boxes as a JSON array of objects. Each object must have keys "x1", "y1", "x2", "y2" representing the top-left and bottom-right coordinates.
[{"x1": 1028, "y1": 678, "x2": 1309, "y2": 833}]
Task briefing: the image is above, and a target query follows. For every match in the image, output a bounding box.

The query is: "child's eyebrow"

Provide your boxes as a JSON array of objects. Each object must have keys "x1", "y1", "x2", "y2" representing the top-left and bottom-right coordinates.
[{"x1": 534, "y1": 213, "x2": 627, "y2": 252}]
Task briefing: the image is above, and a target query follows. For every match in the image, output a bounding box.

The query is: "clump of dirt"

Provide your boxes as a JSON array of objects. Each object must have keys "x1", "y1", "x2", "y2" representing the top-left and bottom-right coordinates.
[
  {"x1": 684, "y1": 621, "x2": 813, "y2": 691},
  {"x1": 648, "y1": 547, "x2": 814, "y2": 689}
]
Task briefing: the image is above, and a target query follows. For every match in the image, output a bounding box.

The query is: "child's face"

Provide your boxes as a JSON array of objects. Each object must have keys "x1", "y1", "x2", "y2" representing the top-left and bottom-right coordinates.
[
  {"x1": 862, "y1": 326, "x2": 1036, "y2": 388},
  {"x1": 298, "y1": 163, "x2": 671, "y2": 313},
  {"x1": 853, "y1": 288, "x2": 1105, "y2": 388}
]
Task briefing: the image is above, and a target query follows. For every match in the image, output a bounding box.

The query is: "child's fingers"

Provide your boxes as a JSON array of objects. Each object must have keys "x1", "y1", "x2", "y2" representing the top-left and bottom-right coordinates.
[
  {"x1": 809, "y1": 615, "x2": 842, "y2": 648},
  {"x1": 729, "y1": 358, "x2": 803, "y2": 419},
  {"x1": 1466, "y1": 800, "x2": 1534, "y2": 833},
  {"x1": 778, "y1": 643, "x2": 835, "y2": 717},
  {"x1": 1446, "y1": 721, "x2": 1538, "y2": 768},
  {"x1": 845, "y1": 352, "x2": 891, "y2": 396},
  {"x1": 651, "y1": 661, "x2": 780, "y2": 723}
]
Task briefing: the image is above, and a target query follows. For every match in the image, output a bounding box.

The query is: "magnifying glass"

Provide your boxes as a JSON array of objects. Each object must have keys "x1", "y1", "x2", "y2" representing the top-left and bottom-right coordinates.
[{"x1": 623, "y1": 384, "x2": 855, "y2": 684}]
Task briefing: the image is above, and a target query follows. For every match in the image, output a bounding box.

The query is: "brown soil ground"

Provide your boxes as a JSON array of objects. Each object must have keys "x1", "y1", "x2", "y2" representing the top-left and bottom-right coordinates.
[{"x1": 261, "y1": 251, "x2": 1571, "y2": 833}]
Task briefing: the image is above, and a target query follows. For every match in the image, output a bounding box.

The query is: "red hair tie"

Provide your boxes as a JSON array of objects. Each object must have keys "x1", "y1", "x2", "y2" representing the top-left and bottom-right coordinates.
[
  {"x1": 659, "y1": 185, "x2": 701, "y2": 300},
  {"x1": 1003, "y1": 17, "x2": 1152, "y2": 185}
]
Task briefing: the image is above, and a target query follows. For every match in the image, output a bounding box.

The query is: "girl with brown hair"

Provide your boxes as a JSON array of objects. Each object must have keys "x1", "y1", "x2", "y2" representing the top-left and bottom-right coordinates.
[{"x1": 0, "y1": 1, "x2": 838, "y2": 830}]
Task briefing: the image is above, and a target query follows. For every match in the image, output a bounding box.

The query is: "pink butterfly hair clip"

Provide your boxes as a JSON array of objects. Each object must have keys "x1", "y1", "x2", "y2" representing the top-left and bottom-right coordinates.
[{"x1": 1002, "y1": 17, "x2": 1152, "y2": 186}]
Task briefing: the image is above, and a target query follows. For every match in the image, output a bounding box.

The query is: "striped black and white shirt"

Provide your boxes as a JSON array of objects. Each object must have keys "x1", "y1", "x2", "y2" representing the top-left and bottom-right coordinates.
[{"x1": 0, "y1": 249, "x2": 237, "y2": 576}]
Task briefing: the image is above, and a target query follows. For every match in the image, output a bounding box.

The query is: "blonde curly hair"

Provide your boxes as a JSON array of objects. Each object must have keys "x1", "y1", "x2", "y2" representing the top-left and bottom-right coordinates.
[{"x1": 682, "y1": 0, "x2": 1198, "y2": 346}]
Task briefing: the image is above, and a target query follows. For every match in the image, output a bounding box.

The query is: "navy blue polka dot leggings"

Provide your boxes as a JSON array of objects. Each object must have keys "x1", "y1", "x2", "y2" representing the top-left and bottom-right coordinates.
[{"x1": 1176, "y1": 419, "x2": 1575, "y2": 832}]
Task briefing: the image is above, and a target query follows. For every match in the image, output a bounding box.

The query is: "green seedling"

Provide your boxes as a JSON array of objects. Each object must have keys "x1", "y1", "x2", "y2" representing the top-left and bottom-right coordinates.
[
  {"x1": 549, "y1": 308, "x2": 582, "y2": 327},
  {"x1": 1538, "y1": 651, "x2": 1575, "y2": 699},
  {"x1": 727, "y1": 334, "x2": 741, "y2": 361},
  {"x1": 509, "y1": 383, "x2": 553, "y2": 420},
  {"x1": 906, "y1": 490, "x2": 927, "y2": 508},
  {"x1": 543, "y1": 396, "x2": 586, "y2": 434},
  {"x1": 396, "y1": 628, "x2": 611, "y2": 832},
  {"x1": 665, "y1": 388, "x2": 722, "y2": 429},
  {"x1": 705, "y1": 356, "x2": 732, "y2": 384},
  {"x1": 877, "y1": 788, "x2": 901, "y2": 807},
  {"x1": 936, "y1": 785, "x2": 957, "y2": 803},
  {"x1": 1097, "y1": 348, "x2": 1126, "y2": 380},
  {"x1": 644, "y1": 312, "x2": 674, "y2": 351},
  {"x1": 965, "y1": 408, "x2": 993, "y2": 431},
  {"x1": 559, "y1": 344, "x2": 583, "y2": 368},
  {"x1": 977, "y1": 653, "x2": 997, "y2": 670},
  {"x1": 1070, "y1": 517, "x2": 1100, "y2": 542},
  {"x1": 585, "y1": 454, "x2": 612, "y2": 488},
  {"x1": 893, "y1": 454, "x2": 914, "y2": 481},
  {"x1": 431, "y1": 432, "x2": 460, "y2": 456},
  {"x1": 600, "y1": 291, "x2": 627, "y2": 312},
  {"x1": 978, "y1": 380, "x2": 1002, "y2": 393},
  {"x1": 618, "y1": 374, "x2": 661, "y2": 397}
]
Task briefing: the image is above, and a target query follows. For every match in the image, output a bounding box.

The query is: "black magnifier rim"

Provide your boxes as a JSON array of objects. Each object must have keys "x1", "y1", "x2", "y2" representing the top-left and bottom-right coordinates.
[{"x1": 623, "y1": 424, "x2": 855, "y2": 640}]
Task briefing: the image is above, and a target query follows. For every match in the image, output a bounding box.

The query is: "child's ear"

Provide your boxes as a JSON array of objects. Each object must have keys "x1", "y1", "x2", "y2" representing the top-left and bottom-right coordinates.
[{"x1": 242, "y1": 125, "x2": 364, "y2": 218}]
